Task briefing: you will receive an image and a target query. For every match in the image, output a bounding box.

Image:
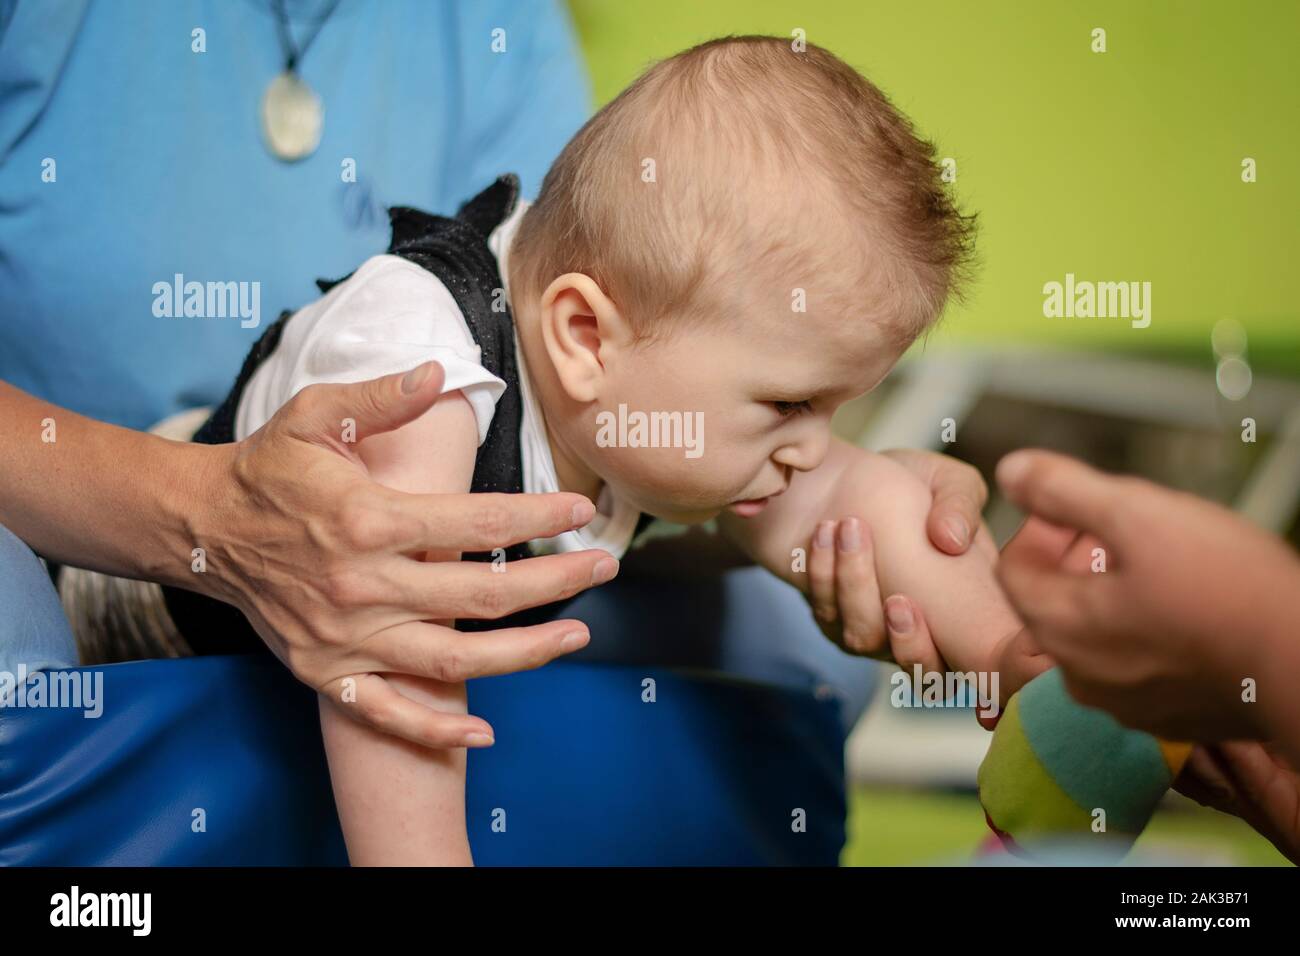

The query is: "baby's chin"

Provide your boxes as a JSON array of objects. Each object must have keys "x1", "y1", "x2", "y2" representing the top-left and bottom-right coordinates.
[
  {"x1": 625, "y1": 493, "x2": 725, "y2": 526},
  {"x1": 639, "y1": 504, "x2": 724, "y2": 525},
  {"x1": 617, "y1": 480, "x2": 747, "y2": 525}
]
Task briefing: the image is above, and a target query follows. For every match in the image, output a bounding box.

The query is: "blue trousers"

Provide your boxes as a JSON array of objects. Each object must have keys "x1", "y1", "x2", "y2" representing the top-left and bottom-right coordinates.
[{"x1": 0, "y1": 524, "x2": 78, "y2": 682}]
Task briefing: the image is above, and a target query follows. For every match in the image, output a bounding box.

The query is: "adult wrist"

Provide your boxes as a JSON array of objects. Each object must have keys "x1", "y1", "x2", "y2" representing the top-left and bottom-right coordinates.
[{"x1": 146, "y1": 436, "x2": 240, "y2": 602}]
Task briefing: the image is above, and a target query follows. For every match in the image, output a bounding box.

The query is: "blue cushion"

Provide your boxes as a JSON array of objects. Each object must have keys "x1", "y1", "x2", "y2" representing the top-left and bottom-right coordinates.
[{"x1": 0, "y1": 655, "x2": 846, "y2": 865}]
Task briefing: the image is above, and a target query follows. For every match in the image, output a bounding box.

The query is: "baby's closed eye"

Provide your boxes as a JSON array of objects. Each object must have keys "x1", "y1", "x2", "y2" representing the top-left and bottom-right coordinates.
[{"x1": 772, "y1": 399, "x2": 813, "y2": 417}]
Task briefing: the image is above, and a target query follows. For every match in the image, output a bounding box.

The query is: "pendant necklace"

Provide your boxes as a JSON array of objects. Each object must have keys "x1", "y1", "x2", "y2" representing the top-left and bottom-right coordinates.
[{"x1": 261, "y1": 0, "x2": 342, "y2": 162}]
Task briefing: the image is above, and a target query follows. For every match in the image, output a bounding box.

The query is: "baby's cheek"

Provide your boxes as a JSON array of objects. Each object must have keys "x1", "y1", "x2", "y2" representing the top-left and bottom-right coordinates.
[{"x1": 607, "y1": 447, "x2": 747, "y2": 510}]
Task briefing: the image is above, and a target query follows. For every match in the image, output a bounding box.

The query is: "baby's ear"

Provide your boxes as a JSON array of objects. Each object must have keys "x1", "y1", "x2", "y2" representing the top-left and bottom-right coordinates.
[{"x1": 538, "y1": 273, "x2": 628, "y2": 403}]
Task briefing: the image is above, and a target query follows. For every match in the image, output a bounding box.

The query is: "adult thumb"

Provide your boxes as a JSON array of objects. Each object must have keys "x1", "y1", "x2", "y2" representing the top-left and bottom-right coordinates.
[
  {"x1": 286, "y1": 361, "x2": 446, "y2": 448},
  {"x1": 995, "y1": 449, "x2": 1123, "y2": 542}
]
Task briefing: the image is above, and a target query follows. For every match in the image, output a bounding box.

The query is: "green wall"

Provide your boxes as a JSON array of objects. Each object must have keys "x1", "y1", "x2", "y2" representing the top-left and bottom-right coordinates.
[{"x1": 569, "y1": 1, "x2": 1299, "y2": 373}]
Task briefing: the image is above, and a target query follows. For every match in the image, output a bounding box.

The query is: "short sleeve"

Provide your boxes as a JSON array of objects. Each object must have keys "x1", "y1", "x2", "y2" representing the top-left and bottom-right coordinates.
[{"x1": 274, "y1": 255, "x2": 505, "y2": 445}]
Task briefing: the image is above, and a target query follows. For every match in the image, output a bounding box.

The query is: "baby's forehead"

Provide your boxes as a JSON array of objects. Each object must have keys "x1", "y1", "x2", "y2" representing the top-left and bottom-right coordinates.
[
  {"x1": 707, "y1": 210, "x2": 897, "y2": 327},
  {"x1": 701, "y1": 263, "x2": 907, "y2": 369}
]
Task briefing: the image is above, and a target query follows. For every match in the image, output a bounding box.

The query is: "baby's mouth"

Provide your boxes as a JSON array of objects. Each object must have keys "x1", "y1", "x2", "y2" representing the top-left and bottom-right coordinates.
[
  {"x1": 728, "y1": 484, "x2": 785, "y2": 517},
  {"x1": 726, "y1": 480, "x2": 787, "y2": 517},
  {"x1": 728, "y1": 497, "x2": 770, "y2": 517}
]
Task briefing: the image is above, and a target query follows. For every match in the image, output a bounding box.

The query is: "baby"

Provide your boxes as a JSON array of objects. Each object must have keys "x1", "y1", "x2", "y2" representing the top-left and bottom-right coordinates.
[{"x1": 159, "y1": 36, "x2": 1030, "y2": 863}]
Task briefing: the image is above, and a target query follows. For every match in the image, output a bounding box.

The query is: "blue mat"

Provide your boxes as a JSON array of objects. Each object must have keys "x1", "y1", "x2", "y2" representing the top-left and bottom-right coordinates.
[{"x1": 0, "y1": 655, "x2": 847, "y2": 865}]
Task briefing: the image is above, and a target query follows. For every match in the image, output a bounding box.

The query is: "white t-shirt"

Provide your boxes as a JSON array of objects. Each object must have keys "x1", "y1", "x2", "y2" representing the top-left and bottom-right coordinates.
[{"x1": 235, "y1": 199, "x2": 642, "y2": 558}]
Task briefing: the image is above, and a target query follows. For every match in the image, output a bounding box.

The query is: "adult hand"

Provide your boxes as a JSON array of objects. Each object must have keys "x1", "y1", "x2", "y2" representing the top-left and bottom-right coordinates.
[
  {"x1": 1176, "y1": 742, "x2": 1300, "y2": 865},
  {"x1": 881, "y1": 448, "x2": 990, "y2": 556},
  {"x1": 994, "y1": 449, "x2": 1300, "y2": 745},
  {"x1": 191, "y1": 362, "x2": 618, "y2": 749}
]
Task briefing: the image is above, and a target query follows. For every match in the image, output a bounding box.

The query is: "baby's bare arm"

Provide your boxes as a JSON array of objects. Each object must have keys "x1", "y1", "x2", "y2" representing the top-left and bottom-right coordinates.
[
  {"x1": 720, "y1": 439, "x2": 1020, "y2": 674},
  {"x1": 320, "y1": 389, "x2": 480, "y2": 866}
]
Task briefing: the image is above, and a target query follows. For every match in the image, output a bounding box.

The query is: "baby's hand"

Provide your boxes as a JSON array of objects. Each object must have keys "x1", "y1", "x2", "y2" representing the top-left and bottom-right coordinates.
[
  {"x1": 806, "y1": 516, "x2": 946, "y2": 676},
  {"x1": 981, "y1": 626, "x2": 1052, "y2": 729}
]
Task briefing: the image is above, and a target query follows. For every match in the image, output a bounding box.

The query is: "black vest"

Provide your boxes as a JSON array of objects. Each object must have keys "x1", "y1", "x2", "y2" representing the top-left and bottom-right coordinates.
[{"x1": 164, "y1": 174, "x2": 627, "y2": 654}]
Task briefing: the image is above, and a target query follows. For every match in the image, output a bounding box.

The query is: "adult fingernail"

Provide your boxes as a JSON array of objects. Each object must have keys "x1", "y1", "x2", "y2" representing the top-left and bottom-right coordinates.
[
  {"x1": 591, "y1": 557, "x2": 619, "y2": 585},
  {"x1": 571, "y1": 499, "x2": 596, "y2": 527},
  {"x1": 943, "y1": 515, "x2": 970, "y2": 550},
  {"x1": 815, "y1": 520, "x2": 834, "y2": 549},
  {"x1": 837, "y1": 518, "x2": 860, "y2": 552},
  {"x1": 996, "y1": 451, "x2": 1031, "y2": 490},
  {"x1": 401, "y1": 362, "x2": 431, "y2": 394},
  {"x1": 560, "y1": 630, "x2": 590, "y2": 652},
  {"x1": 464, "y1": 732, "x2": 495, "y2": 747},
  {"x1": 885, "y1": 595, "x2": 913, "y2": 633}
]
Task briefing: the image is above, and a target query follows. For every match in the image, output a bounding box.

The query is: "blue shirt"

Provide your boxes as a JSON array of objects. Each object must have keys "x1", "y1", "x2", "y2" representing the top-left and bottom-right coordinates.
[{"x1": 0, "y1": 0, "x2": 590, "y2": 428}]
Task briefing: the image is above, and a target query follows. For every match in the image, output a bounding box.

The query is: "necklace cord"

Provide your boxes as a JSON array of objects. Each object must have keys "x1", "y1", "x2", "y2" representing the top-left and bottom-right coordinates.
[{"x1": 272, "y1": 0, "x2": 344, "y2": 74}]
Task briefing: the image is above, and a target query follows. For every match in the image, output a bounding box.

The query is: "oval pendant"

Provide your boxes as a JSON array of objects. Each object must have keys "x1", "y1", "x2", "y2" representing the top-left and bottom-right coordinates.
[{"x1": 261, "y1": 71, "x2": 322, "y2": 162}]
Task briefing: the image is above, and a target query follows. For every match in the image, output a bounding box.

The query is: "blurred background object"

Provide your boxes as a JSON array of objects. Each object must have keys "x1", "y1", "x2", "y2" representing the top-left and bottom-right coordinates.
[{"x1": 569, "y1": 0, "x2": 1298, "y2": 865}]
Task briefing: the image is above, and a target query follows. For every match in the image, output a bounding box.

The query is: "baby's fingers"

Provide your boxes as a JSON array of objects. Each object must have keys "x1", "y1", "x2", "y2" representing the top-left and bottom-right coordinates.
[
  {"x1": 832, "y1": 518, "x2": 887, "y2": 655},
  {"x1": 996, "y1": 627, "x2": 1054, "y2": 707}
]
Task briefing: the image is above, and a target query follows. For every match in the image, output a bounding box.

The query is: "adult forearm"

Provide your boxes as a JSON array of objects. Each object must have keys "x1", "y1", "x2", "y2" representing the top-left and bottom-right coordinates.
[{"x1": 0, "y1": 381, "x2": 213, "y2": 588}]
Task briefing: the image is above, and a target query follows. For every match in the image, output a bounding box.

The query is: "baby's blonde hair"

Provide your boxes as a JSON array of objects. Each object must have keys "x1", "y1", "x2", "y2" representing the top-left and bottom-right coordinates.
[{"x1": 510, "y1": 35, "x2": 976, "y2": 343}]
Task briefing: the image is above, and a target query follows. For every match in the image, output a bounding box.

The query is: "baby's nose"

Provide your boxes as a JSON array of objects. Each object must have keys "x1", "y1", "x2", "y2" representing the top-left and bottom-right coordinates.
[{"x1": 774, "y1": 426, "x2": 832, "y2": 473}]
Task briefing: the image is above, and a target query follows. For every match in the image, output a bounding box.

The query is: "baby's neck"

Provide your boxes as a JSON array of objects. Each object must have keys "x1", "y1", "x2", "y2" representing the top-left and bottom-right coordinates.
[{"x1": 542, "y1": 404, "x2": 603, "y2": 504}]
